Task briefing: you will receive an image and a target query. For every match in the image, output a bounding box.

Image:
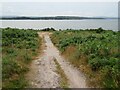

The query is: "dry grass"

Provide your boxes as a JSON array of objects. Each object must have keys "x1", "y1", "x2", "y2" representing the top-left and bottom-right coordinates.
[
  {"x1": 62, "y1": 45, "x2": 103, "y2": 88},
  {"x1": 54, "y1": 59, "x2": 69, "y2": 88}
]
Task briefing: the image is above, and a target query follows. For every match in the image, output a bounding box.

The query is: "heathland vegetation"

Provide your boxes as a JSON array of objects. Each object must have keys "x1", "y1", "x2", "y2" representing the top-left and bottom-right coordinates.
[
  {"x1": 1, "y1": 27, "x2": 120, "y2": 88},
  {"x1": 51, "y1": 28, "x2": 120, "y2": 88},
  {"x1": 2, "y1": 28, "x2": 41, "y2": 88}
]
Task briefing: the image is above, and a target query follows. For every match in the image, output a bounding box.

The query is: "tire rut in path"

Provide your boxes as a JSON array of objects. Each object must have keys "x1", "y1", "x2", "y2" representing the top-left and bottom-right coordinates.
[{"x1": 27, "y1": 32, "x2": 88, "y2": 88}]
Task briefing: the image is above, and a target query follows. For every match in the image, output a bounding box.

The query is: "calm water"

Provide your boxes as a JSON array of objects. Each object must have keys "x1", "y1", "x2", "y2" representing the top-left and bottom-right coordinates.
[{"x1": 0, "y1": 19, "x2": 118, "y2": 31}]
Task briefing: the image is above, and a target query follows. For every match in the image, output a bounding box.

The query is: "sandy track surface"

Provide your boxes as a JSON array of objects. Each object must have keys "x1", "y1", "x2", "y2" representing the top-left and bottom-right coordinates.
[{"x1": 27, "y1": 32, "x2": 88, "y2": 88}]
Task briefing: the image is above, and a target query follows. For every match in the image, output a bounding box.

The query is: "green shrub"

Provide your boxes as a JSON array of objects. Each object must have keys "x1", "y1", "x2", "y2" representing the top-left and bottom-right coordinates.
[
  {"x1": 96, "y1": 27, "x2": 104, "y2": 33},
  {"x1": 51, "y1": 29, "x2": 119, "y2": 88},
  {"x1": 2, "y1": 28, "x2": 41, "y2": 88}
]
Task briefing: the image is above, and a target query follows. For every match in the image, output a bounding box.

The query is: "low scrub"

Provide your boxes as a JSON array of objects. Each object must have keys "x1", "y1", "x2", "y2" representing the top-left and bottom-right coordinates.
[
  {"x1": 2, "y1": 28, "x2": 41, "y2": 88},
  {"x1": 51, "y1": 28, "x2": 120, "y2": 88}
]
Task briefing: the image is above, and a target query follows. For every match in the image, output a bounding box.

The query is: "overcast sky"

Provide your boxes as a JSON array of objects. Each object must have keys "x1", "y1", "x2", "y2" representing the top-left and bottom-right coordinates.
[{"x1": 1, "y1": 2, "x2": 118, "y2": 17}]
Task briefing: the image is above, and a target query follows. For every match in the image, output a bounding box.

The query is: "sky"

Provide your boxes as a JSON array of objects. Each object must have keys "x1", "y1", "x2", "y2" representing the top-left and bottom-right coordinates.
[
  {"x1": 0, "y1": 1, "x2": 119, "y2": 17},
  {"x1": 0, "y1": 0, "x2": 119, "y2": 2}
]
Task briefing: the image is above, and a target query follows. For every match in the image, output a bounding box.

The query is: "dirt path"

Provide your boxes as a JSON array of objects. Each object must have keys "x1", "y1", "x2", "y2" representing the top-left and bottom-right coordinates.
[{"x1": 27, "y1": 32, "x2": 88, "y2": 88}]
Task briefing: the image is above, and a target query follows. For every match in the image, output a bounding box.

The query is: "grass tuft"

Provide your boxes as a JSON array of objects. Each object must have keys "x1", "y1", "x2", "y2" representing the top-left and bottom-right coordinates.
[{"x1": 54, "y1": 58, "x2": 69, "y2": 88}]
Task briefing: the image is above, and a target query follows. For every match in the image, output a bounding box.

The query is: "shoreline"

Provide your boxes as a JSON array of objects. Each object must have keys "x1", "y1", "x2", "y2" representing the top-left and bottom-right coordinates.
[{"x1": 0, "y1": 27, "x2": 119, "y2": 32}]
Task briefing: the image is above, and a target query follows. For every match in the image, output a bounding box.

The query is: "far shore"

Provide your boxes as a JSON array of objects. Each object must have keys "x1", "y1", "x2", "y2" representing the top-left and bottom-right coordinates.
[{"x1": 0, "y1": 16, "x2": 118, "y2": 20}]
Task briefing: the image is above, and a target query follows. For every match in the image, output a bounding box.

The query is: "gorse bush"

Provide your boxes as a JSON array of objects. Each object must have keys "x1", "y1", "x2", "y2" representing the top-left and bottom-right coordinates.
[
  {"x1": 51, "y1": 28, "x2": 120, "y2": 88},
  {"x1": 2, "y1": 28, "x2": 38, "y2": 47},
  {"x1": 2, "y1": 28, "x2": 41, "y2": 88}
]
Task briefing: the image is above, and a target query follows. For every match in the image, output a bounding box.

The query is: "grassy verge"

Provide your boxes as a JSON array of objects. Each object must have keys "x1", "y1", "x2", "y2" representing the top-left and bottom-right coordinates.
[
  {"x1": 54, "y1": 59, "x2": 69, "y2": 88},
  {"x1": 51, "y1": 28, "x2": 120, "y2": 88},
  {"x1": 2, "y1": 27, "x2": 41, "y2": 88}
]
